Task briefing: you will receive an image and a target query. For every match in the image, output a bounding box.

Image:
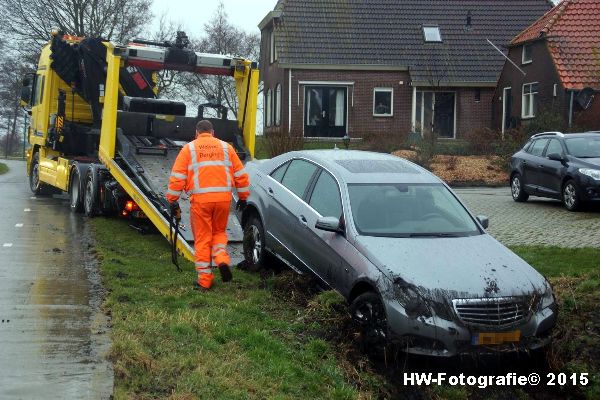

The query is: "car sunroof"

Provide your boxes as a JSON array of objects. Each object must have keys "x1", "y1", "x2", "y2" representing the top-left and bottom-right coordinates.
[{"x1": 335, "y1": 160, "x2": 418, "y2": 174}]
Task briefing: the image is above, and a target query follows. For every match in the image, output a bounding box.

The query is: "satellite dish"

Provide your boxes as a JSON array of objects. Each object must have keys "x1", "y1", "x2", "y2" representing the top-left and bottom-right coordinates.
[{"x1": 576, "y1": 87, "x2": 595, "y2": 110}]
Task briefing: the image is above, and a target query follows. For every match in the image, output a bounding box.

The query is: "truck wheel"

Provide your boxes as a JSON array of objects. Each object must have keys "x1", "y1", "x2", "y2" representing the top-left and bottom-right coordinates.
[
  {"x1": 69, "y1": 167, "x2": 84, "y2": 213},
  {"x1": 83, "y1": 170, "x2": 99, "y2": 217},
  {"x1": 29, "y1": 152, "x2": 49, "y2": 195},
  {"x1": 243, "y1": 214, "x2": 266, "y2": 271}
]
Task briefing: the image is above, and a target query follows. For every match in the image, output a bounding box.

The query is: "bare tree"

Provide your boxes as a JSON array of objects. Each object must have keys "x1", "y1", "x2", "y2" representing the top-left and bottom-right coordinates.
[
  {"x1": 177, "y1": 1, "x2": 260, "y2": 118},
  {"x1": 0, "y1": 0, "x2": 153, "y2": 54},
  {"x1": 0, "y1": 53, "x2": 28, "y2": 157}
]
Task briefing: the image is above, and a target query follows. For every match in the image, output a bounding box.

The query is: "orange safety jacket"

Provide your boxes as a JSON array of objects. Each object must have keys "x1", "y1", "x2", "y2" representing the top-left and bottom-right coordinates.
[{"x1": 166, "y1": 133, "x2": 250, "y2": 204}]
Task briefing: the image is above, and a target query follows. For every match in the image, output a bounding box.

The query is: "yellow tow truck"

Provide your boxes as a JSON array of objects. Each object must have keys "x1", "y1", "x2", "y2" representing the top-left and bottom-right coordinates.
[{"x1": 20, "y1": 31, "x2": 259, "y2": 262}]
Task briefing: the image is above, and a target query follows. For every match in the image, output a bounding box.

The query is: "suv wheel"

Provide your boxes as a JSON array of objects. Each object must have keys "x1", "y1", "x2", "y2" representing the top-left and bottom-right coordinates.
[
  {"x1": 511, "y1": 173, "x2": 529, "y2": 202},
  {"x1": 562, "y1": 180, "x2": 581, "y2": 211},
  {"x1": 350, "y1": 291, "x2": 388, "y2": 346}
]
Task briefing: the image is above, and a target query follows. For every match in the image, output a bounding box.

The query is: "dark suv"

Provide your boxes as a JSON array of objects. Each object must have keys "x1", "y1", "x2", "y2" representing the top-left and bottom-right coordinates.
[{"x1": 509, "y1": 132, "x2": 600, "y2": 211}]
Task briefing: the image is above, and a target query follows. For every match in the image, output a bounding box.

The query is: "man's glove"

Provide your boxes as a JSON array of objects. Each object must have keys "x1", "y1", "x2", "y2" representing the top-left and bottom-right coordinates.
[
  {"x1": 236, "y1": 199, "x2": 247, "y2": 212},
  {"x1": 170, "y1": 201, "x2": 181, "y2": 222}
]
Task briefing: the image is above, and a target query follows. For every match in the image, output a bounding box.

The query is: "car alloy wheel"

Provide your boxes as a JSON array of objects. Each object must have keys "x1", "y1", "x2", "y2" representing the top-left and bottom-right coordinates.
[
  {"x1": 562, "y1": 180, "x2": 580, "y2": 211},
  {"x1": 249, "y1": 224, "x2": 262, "y2": 264},
  {"x1": 350, "y1": 292, "x2": 388, "y2": 344},
  {"x1": 243, "y1": 215, "x2": 267, "y2": 270},
  {"x1": 510, "y1": 173, "x2": 528, "y2": 202}
]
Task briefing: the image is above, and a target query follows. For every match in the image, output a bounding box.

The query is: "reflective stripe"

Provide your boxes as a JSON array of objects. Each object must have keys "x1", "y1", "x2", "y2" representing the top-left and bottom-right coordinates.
[
  {"x1": 197, "y1": 270, "x2": 212, "y2": 275},
  {"x1": 212, "y1": 243, "x2": 227, "y2": 250},
  {"x1": 221, "y1": 141, "x2": 231, "y2": 188},
  {"x1": 213, "y1": 248, "x2": 226, "y2": 256},
  {"x1": 188, "y1": 143, "x2": 201, "y2": 191},
  {"x1": 236, "y1": 186, "x2": 250, "y2": 193},
  {"x1": 170, "y1": 172, "x2": 187, "y2": 180},
  {"x1": 192, "y1": 186, "x2": 232, "y2": 194},
  {"x1": 167, "y1": 189, "x2": 182, "y2": 197},
  {"x1": 195, "y1": 261, "x2": 210, "y2": 268},
  {"x1": 187, "y1": 160, "x2": 231, "y2": 170},
  {"x1": 233, "y1": 168, "x2": 247, "y2": 178}
]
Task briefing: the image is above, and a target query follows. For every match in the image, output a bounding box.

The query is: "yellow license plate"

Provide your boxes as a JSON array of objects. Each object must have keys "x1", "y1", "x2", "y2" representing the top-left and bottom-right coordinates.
[{"x1": 473, "y1": 330, "x2": 521, "y2": 345}]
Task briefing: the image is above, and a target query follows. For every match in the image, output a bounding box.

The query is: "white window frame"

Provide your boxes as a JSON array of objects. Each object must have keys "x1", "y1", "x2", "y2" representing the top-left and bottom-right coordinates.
[
  {"x1": 373, "y1": 87, "x2": 394, "y2": 117},
  {"x1": 275, "y1": 83, "x2": 282, "y2": 126},
  {"x1": 522, "y1": 82, "x2": 538, "y2": 119},
  {"x1": 265, "y1": 89, "x2": 272, "y2": 127},
  {"x1": 522, "y1": 44, "x2": 532, "y2": 64},
  {"x1": 413, "y1": 90, "x2": 457, "y2": 139}
]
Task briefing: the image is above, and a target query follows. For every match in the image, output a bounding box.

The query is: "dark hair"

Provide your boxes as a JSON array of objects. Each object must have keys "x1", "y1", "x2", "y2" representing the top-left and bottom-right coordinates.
[{"x1": 196, "y1": 120, "x2": 213, "y2": 133}]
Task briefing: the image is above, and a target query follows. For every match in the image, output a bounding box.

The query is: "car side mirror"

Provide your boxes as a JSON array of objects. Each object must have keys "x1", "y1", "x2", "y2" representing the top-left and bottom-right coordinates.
[
  {"x1": 315, "y1": 216, "x2": 343, "y2": 233},
  {"x1": 476, "y1": 215, "x2": 489, "y2": 229},
  {"x1": 547, "y1": 153, "x2": 565, "y2": 162}
]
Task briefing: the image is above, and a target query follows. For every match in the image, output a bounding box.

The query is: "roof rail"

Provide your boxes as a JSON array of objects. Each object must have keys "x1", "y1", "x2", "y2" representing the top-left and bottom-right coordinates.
[{"x1": 531, "y1": 131, "x2": 564, "y2": 138}]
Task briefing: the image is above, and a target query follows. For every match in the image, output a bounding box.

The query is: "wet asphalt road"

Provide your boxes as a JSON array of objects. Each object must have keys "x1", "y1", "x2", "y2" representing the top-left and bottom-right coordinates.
[{"x1": 0, "y1": 160, "x2": 112, "y2": 399}]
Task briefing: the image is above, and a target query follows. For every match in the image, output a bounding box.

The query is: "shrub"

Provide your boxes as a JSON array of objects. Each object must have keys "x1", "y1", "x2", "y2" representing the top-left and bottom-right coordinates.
[
  {"x1": 463, "y1": 127, "x2": 499, "y2": 155},
  {"x1": 263, "y1": 129, "x2": 303, "y2": 157},
  {"x1": 359, "y1": 132, "x2": 408, "y2": 153}
]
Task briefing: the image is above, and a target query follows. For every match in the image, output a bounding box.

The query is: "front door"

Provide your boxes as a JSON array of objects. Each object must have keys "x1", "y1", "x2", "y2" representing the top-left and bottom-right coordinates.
[{"x1": 304, "y1": 86, "x2": 347, "y2": 137}]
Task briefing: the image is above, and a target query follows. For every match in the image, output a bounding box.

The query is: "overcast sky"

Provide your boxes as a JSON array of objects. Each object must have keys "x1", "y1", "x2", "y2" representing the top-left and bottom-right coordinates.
[{"x1": 151, "y1": 0, "x2": 275, "y2": 36}]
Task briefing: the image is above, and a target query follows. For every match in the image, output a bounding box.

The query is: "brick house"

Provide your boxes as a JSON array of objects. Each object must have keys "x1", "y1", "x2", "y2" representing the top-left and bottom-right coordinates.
[
  {"x1": 493, "y1": 0, "x2": 600, "y2": 134},
  {"x1": 258, "y1": 0, "x2": 551, "y2": 140}
]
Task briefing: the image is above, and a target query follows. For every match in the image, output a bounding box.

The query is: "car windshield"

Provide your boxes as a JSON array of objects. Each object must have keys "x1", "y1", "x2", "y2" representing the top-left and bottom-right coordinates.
[
  {"x1": 565, "y1": 137, "x2": 600, "y2": 158},
  {"x1": 348, "y1": 183, "x2": 480, "y2": 237}
]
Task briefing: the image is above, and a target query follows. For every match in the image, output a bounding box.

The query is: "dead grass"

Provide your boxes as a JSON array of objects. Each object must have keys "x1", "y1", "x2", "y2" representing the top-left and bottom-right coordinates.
[{"x1": 394, "y1": 150, "x2": 508, "y2": 186}]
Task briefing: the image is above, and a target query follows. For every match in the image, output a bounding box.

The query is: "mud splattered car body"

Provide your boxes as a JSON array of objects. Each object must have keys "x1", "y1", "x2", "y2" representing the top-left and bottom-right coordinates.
[{"x1": 240, "y1": 150, "x2": 557, "y2": 356}]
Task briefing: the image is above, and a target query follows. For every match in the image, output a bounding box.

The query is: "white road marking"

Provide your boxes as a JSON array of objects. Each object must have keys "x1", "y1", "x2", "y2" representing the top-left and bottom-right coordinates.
[
  {"x1": 30, "y1": 196, "x2": 37, "y2": 200},
  {"x1": 15, "y1": 223, "x2": 23, "y2": 228},
  {"x1": 24, "y1": 208, "x2": 31, "y2": 212},
  {"x1": 3, "y1": 243, "x2": 13, "y2": 247}
]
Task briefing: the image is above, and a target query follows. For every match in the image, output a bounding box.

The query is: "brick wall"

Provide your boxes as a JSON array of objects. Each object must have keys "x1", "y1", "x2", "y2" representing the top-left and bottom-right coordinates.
[{"x1": 456, "y1": 87, "x2": 494, "y2": 136}]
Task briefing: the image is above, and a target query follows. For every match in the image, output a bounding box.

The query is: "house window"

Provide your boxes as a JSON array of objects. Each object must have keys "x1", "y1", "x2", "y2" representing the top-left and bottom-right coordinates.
[
  {"x1": 522, "y1": 82, "x2": 538, "y2": 118},
  {"x1": 475, "y1": 89, "x2": 481, "y2": 103},
  {"x1": 270, "y1": 31, "x2": 277, "y2": 63},
  {"x1": 414, "y1": 90, "x2": 456, "y2": 138},
  {"x1": 275, "y1": 83, "x2": 282, "y2": 126},
  {"x1": 373, "y1": 88, "x2": 393, "y2": 117},
  {"x1": 265, "y1": 89, "x2": 272, "y2": 127},
  {"x1": 522, "y1": 44, "x2": 532, "y2": 64},
  {"x1": 423, "y1": 26, "x2": 442, "y2": 42}
]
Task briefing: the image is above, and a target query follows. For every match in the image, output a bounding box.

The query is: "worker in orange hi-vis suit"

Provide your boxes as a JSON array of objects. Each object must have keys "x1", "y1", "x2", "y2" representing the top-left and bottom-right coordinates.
[{"x1": 166, "y1": 120, "x2": 250, "y2": 291}]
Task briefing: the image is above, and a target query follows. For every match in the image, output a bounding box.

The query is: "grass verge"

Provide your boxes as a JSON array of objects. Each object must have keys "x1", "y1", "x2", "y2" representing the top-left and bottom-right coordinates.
[
  {"x1": 92, "y1": 216, "x2": 599, "y2": 399},
  {"x1": 92, "y1": 218, "x2": 384, "y2": 399},
  {"x1": 0, "y1": 162, "x2": 8, "y2": 175}
]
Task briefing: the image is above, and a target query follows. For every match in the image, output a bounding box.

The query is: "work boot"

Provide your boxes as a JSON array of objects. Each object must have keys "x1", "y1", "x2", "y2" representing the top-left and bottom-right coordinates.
[
  {"x1": 193, "y1": 282, "x2": 210, "y2": 292},
  {"x1": 218, "y1": 263, "x2": 233, "y2": 282}
]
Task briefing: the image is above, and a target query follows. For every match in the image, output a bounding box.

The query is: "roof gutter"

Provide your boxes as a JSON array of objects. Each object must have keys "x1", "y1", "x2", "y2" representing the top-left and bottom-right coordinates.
[
  {"x1": 277, "y1": 63, "x2": 409, "y2": 71},
  {"x1": 258, "y1": 10, "x2": 282, "y2": 30},
  {"x1": 410, "y1": 81, "x2": 497, "y2": 88}
]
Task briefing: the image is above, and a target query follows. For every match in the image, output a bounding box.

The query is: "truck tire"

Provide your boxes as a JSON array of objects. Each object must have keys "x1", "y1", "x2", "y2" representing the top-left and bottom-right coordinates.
[
  {"x1": 69, "y1": 167, "x2": 84, "y2": 213},
  {"x1": 83, "y1": 169, "x2": 99, "y2": 217},
  {"x1": 29, "y1": 152, "x2": 50, "y2": 195}
]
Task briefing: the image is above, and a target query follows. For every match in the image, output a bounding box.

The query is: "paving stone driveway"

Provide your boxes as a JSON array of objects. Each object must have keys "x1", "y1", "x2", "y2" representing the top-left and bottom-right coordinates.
[{"x1": 454, "y1": 187, "x2": 600, "y2": 248}]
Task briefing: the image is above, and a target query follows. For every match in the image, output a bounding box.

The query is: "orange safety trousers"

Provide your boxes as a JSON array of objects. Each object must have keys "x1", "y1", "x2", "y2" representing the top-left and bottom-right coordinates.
[{"x1": 190, "y1": 200, "x2": 231, "y2": 289}]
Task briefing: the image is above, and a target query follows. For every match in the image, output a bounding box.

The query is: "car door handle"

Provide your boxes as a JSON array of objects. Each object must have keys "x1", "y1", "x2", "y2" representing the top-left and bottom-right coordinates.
[
  {"x1": 299, "y1": 215, "x2": 308, "y2": 226},
  {"x1": 267, "y1": 187, "x2": 274, "y2": 197}
]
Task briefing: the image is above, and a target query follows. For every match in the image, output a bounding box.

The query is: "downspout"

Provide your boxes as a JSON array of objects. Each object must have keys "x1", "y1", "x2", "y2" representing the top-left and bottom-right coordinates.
[
  {"x1": 568, "y1": 90, "x2": 574, "y2": 129},
  {"x1": 411, "y1": 85, "x2": 417, "y2": 132},
  {"x1": 288, "y1": 68, "x2": 292, "y2": 134}
]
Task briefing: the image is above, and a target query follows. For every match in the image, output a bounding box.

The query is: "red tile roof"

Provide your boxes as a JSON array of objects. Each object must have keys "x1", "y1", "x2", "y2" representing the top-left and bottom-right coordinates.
[{"x1": 512, "y1": 0, "x2": 600, "y2": 90}]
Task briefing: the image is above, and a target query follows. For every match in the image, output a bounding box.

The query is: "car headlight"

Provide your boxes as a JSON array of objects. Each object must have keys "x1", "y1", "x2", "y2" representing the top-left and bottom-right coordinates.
[
  {"x1": 539, "y1": 282, "x2": 555, "y2": 310},
  {"x1": 579, "y1": 168, "x2": 600, "y2": 180}
]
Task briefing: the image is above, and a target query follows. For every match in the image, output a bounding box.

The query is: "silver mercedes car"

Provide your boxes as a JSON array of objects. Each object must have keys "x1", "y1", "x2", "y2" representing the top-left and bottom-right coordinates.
[{"x1": 239, "y1": 150, "x2": 556, "y2": 356}]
